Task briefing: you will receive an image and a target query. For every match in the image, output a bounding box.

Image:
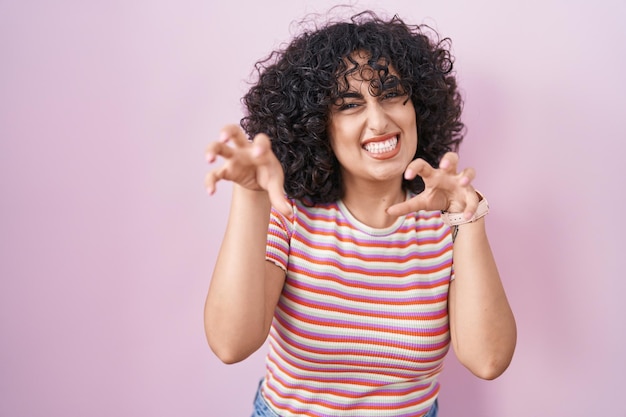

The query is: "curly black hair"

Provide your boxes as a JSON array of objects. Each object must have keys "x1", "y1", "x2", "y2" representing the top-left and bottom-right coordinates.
[{"x1": 241, "y1": 10, "x2": 465, "y2": 204}]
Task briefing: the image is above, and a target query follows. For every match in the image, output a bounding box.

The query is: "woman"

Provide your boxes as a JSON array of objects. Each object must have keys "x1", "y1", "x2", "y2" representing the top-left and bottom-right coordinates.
[{"x1": 204, "y1": 11, "x2": 516, "y2": 417}]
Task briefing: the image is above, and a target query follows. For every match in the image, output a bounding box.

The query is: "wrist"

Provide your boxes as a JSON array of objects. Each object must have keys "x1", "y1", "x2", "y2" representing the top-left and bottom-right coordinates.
[
  {"x1": 441, "y1": 191, "x2": 489, "y2": 227},
  {"x1": 232, "y1": 184, "x2": 271, "y2": 206}
]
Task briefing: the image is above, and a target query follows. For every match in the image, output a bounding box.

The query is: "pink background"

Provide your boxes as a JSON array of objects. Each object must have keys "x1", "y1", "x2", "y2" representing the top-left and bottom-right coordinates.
[{"x1": 1, "y1": 0, "x2": 625, "y2": 416}]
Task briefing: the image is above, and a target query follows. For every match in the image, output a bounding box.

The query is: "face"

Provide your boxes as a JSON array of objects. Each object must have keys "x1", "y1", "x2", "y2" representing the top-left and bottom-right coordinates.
[{"x1": 328, "y1": 53, "x2": 418, "y2": 188}]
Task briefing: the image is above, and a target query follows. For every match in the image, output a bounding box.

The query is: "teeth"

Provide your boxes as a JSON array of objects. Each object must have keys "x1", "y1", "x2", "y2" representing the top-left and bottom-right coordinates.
[{"x1": 363, "y1": 136, "x2": 398, "y2": 154}]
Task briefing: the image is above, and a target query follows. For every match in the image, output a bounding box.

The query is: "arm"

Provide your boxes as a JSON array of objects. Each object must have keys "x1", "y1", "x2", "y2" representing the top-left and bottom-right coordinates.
[
  {"x1": 205, "y1": 186, "x2": 286, "y2": 364},
  {"x1": 448, "y1": 217, "x2": 516, "y2": 379},
  {"x1": 204, "y1": 125, "x2": 290, "y2": 364},
  {"x1": 387, "y1": 152, "x2": 516, "y2": 379}
]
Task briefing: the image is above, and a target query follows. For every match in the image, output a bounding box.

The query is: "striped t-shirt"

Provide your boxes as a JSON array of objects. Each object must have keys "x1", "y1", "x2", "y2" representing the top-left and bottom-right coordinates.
[{"x1": 262, "y1": 196, "x2": 454, "y2": 417}]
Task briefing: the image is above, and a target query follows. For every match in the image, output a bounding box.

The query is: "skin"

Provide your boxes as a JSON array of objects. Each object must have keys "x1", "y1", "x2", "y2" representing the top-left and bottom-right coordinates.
[
  {"x1": 204, "y1": 57, "x2": 517, "y2": 379},
  {"x1": 204, "y1": 128, "x2": 288, "y2": 363},
  {"x1": 327, "y1": 56, "x2": 418, "y2": 228}
]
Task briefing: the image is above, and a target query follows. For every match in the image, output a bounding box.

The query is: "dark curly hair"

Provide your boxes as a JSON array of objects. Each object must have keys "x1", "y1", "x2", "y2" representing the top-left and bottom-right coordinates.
[{"x1": 241, "y1": 10, "x2": 465, "y2": 204}]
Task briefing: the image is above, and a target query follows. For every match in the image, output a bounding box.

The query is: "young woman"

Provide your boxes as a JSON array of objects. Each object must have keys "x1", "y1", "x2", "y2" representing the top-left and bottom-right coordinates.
[{"x1": 204, "y1": 11, "x2": 516, "y2": 417}]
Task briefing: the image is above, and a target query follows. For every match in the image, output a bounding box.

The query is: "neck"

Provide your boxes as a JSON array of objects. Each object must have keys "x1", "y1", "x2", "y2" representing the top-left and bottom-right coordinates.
[{"x1": 341, "y1": 182, "x2": 406, "y2": 228}]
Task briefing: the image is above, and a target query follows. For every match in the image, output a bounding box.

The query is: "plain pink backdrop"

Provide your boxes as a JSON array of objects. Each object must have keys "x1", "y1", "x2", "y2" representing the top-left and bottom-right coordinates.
[{"x1": 1, "y1": 0, "x2": 624, "y2": 416}]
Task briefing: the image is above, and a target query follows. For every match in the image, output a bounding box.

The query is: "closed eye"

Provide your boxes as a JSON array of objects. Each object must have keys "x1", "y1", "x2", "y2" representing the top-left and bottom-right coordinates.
[
  {"x1": 338, "y1": 102, "x2": 360, "y2": 111},
  {"x1": 382, "y1": 90, "x2": 407, "y2": 100}
]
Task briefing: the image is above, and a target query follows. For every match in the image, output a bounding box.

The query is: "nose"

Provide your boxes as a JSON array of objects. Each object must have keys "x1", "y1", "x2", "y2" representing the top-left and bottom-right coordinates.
[{"x1": 366, "y1": 101, "x2": 390, "y2": 134}]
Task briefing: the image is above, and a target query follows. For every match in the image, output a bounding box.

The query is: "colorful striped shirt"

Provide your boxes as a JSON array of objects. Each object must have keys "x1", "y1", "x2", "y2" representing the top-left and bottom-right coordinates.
[{"x1": 262, "y1": 196, "x2": 454, "y2": 417}]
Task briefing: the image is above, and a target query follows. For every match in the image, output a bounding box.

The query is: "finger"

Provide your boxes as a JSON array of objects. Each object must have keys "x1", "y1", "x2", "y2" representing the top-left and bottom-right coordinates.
[
  {"x1": 267, "y1": 180, "x2": 292, "y2": 218},
  {"x1": 205, "y1": 141, "x2": 235, "y2": 163},
  {"x1": 386, "y1": 194, "x2": 429, "y2": 217},
  {"x1": 438, "y1": 152, "x2": 459, "y2": 173},
  {"x1": 458, "y1": 167, "x2": 476, "y2": 186},
  {"x1": 462, "y1": 188, "x2": 480, "y2": 220},
  {"x1": 404, "y1": 158, "x2": 434, "y2": 180},
  {"x1": 219, "y1": 124, "x2": 249, "y2": 146},
  {"x1": 251, "y1": 133, "x2": 272, "y2": 158},
  {"x1": 256, "y1": 134, "x2": 290, "y2": 216},
  {"x1": 204, "y1": 168, "x2": 226, "y2": 195}
]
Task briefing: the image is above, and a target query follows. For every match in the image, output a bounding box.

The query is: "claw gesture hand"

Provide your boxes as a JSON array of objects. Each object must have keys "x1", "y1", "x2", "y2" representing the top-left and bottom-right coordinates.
[
  {"x1": 205, "y1": 124, "x2": 292, "y2": 217},
  {"x1": 387, "y1": 152, "x2": 480, "y2": 220}
]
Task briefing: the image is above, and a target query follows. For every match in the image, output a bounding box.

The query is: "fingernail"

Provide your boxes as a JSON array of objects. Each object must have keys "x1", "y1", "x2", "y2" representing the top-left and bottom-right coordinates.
[
  {"x1": 460, "y1": 176, "x2": 469, "y2": 185},
  {"x1": 219, "y1": 131, "x2": 229, "y2": 142},
  {"x1": 404, "y1": 169, "x2": 413, "y2": 179},
  {"x1": 440, "y1": 159, "x2": 449, "y2": 169},
  {"x1": 206, "y1": 152, "x2": 215, "y2": 163}
]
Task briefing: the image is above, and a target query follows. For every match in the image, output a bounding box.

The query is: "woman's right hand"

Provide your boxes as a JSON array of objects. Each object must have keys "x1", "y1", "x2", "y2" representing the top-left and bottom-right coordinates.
[{"x1": 205, "y1": 124, "x2": 292, "y2": 217}]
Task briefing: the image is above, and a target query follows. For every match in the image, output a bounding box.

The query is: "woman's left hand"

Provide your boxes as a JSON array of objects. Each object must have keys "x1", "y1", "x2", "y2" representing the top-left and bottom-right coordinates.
[{"x1": 387, "y1": 152, "x2": 480, "y2": 219}]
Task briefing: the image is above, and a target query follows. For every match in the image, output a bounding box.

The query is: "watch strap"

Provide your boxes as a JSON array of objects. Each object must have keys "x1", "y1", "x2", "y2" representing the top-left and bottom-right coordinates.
[{"x1": 441, "y1": 191, "x2": 489, "y2": 226}]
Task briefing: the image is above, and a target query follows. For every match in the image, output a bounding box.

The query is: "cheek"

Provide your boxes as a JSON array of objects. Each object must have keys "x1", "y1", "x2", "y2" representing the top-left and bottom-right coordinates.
[
  {"x1": 403, "y1": 108, "x2": 417, "y2": 128},
  {"x1": 328, "y1": 121, "x2": 356, "y2": 150},
  {"x1": 399, "y1": 112, "x2": 417, "y2": 139}
]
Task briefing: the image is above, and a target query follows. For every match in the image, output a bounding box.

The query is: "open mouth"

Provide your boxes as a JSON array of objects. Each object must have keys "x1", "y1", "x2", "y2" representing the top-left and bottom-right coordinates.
[{"x1": 363, "y1": 135, "x2": 399, "y2": 154}]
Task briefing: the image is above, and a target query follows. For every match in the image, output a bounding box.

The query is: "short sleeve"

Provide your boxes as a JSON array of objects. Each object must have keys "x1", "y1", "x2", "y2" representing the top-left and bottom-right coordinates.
[{"x1": 266, "y1": 205, "x2": 293, "y2": 272}]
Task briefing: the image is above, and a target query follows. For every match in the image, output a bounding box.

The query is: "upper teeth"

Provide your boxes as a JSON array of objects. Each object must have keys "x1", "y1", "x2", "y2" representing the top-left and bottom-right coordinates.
[{"x1": 364, "y1": 136, "x2": 398, "y2": 154}]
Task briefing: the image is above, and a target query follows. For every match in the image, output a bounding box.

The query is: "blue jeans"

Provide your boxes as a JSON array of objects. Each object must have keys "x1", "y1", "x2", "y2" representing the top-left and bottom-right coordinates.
[
  {"x1": 251, "y1": 383, "x2": 280, "y2": 417},
  {"x1": 251, "y1": 382, "x2": 439, "y2": 417}
]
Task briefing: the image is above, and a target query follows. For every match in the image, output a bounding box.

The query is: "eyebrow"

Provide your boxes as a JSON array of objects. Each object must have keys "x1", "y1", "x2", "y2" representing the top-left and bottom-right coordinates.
[{"x1": 337, "y1": 91, "x2": 364, "y2": 99}]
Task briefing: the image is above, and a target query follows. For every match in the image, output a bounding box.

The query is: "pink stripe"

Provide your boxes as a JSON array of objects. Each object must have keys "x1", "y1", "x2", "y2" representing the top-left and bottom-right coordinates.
[
  {"x1": 290, "y1": 242, "x2": 453, "y2": 264},
  {"x1": 289, "y1": 261, "x2": 452, "y2": 284},
  {"x1": 268, "y1": 337, "x2": 447, "y2": 378},
  {"x1": 283, "y1": 289, "x2": 446, "y2": 320},
  {"x1": 268, "y1": 366, "x2": 433, "y2": 396},
  {"x1": 293, "y1": 221, "x2": 450, "y2": 248},
  {"x1": 266, "y1": 375, "x2": 438, "y2": 416},
  {"x1": 273, "y1": 313, "x2": 450, "y2": 352},
  {"x1": 265, "y1": 202, "x2": 451, "y2": 415},
  {"x1": 280, "y1": 297, "x2": 446, "y2": 326},
  {"x1": 286, "y1": 268, "x2": 450, "y2": 304}
]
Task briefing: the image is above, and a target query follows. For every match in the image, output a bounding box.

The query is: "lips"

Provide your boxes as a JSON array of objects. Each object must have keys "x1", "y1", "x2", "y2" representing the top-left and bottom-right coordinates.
[
  {"x1": 363, "y1": 136, "x2": 398, "y2": 154},
  {"x1": 362, "y1": 134, "x2": 401, "y2": 159}
]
